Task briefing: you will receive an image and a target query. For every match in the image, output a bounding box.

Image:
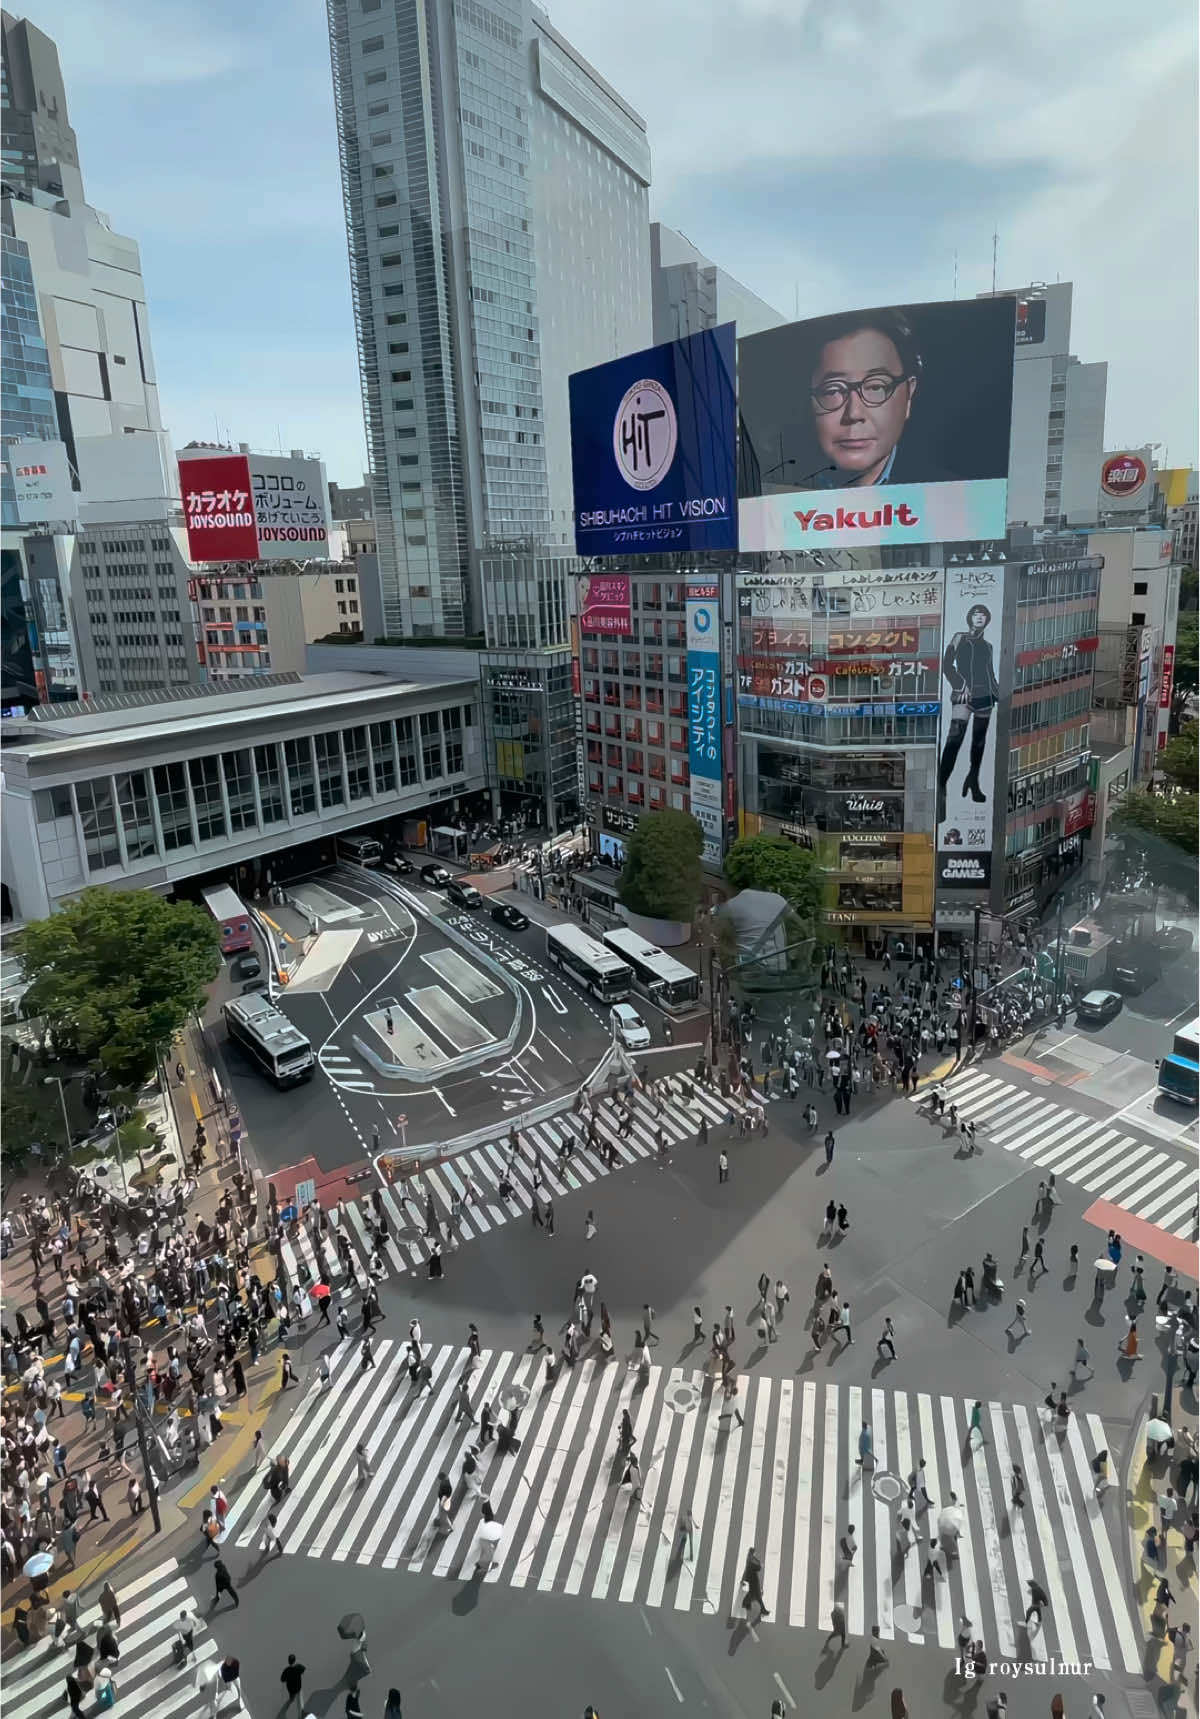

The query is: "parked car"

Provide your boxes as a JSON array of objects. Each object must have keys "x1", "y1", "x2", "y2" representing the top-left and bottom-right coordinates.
[
  {"x1": 383, "y1": 852, "x2": 414, "y2": 875},
  {"x1": 1110, "y1": 962, "x2": 1150, "y2": 995},
  {"x1": 1154, "y1": 925, "x2": 1194, "y2": 955},
  {"x1": 1076, "y1": 988, "x2": 1123, "y2": 1023},
  {"x1": 490, "y1": 901, "x2": 529, "y2": 931},
  {"x1": 420, "y1": 864, "x2": 451, "y2": 886},
  {"x1": 446, "y1": 879, "x2": 483, "y2": 909},
  {"x1": 609, "y1": 1002, "x2": 651, "y2": 1050},
  {"x1": 232, "y1": 951, "x2": 262, "y2": 981}
]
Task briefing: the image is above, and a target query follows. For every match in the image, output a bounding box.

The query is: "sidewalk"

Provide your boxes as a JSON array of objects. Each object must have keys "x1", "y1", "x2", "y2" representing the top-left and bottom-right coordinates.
[
  {"x1": 1127, "y1": 1391, "x2": 1198, "y2": 1719},
  {"x1": 0, "y1": 1023, "x2": 283, "y2": 1632}
]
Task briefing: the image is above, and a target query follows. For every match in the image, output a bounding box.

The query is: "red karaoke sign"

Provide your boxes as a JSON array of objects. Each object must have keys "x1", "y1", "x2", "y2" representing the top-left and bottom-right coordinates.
[{"x1": 180, "y1": 454, "x2": 260, "y2": 561}]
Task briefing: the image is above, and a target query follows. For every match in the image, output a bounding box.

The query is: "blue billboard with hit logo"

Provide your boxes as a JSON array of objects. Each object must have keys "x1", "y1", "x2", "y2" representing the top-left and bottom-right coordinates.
[{"x1": 568, "y1": 325, "x2": 737, "y2": 557}]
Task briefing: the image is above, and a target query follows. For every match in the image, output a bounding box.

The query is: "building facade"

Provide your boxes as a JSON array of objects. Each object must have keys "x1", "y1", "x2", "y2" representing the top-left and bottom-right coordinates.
[
  {"x1": 1087, "y1": 527, "x2": 1178, "y2": 785},
  {"x1": 994, "y1": 283, "x2": 1107, "y2": 531},
  {"x1": 1, "y1": 671, "x2": 486, "y2": 919},
  {"x1": 649, "y1": 222, "x2": 785, "y2": 346},
  {"x1": 1, "y1": 10, "x2": 83, "y2": 203},
  {"x1": 326, "y1": 0, "x2": 650, "y2": 639},
  {"x1": 191, "y1": 564, "x2": 366, "y2": 678}
]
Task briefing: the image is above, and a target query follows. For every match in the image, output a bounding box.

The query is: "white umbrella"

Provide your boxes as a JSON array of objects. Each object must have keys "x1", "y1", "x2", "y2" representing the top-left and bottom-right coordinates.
[
  {"x1": 23, "y1": 1550, "x2": 53, "y2": 1579},
  {"x1": 1146, "y1": 1418, "x2": 1172, "y2": 1443},
  {"x1": 477, "y1": 1518, "x2": 503, "y2": 1543},
  {"x1": 1093, "y1": 1258, "x2": 1117, "y2": 1278}
]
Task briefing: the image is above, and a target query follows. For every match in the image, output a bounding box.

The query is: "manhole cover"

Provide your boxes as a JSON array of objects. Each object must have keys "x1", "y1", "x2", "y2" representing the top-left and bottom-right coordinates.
[
  {"x1": 893, "y1": 1603, "x2": 926, "y2": 1636},
  {"x1": 873, "y1": 1472, "x2": 903, "y2": 1504},
  {"x1": 666, "y1": 1383, "x2": 700, "y2": 1413}
]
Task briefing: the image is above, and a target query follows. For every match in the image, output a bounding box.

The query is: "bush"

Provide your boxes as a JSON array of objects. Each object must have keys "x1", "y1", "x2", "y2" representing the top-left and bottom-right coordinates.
[{"x1": 617, "y1": 811, "x2": 704, "y2": 923}]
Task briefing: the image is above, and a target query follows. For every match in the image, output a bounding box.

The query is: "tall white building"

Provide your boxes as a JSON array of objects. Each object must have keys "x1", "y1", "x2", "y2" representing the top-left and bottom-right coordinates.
[
  {"x1": 649, "y1": 222, "x2": 785, "y2": 346},
  {"x1": 326, "y1": 0, "x2": 651, "y2": 639},
  {"x1": 989, "y1": 282, "x2": 1107, "y2": 530}
]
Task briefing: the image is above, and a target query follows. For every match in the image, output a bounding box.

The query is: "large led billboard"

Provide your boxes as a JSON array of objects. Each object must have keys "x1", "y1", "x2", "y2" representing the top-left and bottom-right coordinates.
[
  {"x1": 738, "y1": 298, "x2": 1015, "y2": 551},
  {"x1": 569, "y1": 325, "x2": 737, "y2": 556},
  {"x1": 935, "y1": 565, "x2": 1008, "y2": 892}
]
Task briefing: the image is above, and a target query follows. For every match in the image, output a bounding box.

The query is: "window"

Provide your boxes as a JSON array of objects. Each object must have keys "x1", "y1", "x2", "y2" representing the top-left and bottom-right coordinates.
[
  {"x1": 362, "y1": 0, "x2": 381, "y2": 9},
  {"x1": 371, "y1": 131, "x2": 392, "y2": 146},
  {"x1": 374, "y1": 165, "x2": 394, "y2": 180},
  {"x1": 254, "y1": 743, "x2": 285, "y2": 824},
  {"x1": 420, "y1": 709, "x2": 443, "y2": 778},
  {"x1": 443, "y1": 706, "x2": 463, "y2": 775},
  {"x1": 380, "y1": 252, "x2": 404, "y2": 267},
  {"x1": 386, "y1": 311, "x2": 406, "y2": 324},
  {"x1": 344, "y1": 726, "x2": 371, "y2": 801},
  {"x1": 314, "y1": 731, "x2": 345, "y2": 807},
  {"x1": 391, "y1": 370, "x2": 412, "y2": 383},
  {"x1": 365, "y1": 69, "x2": 386, "y2": 85},
  {"x1": 284, "y1": 737, "x2": 316, "y2": 816},
  {"x1": 35, "y1": 786, "x2": 72, "y2": 822},
  {"x1": 378, "y1": 224, "x2": 399, "y2": 238},
  {"x1": 1133, "y1": 582, "x2": 1148, "y2": 595},
  {"x1": 116, "y1": 770, "x2": 158, "y2": 859},
  {"x1": 367, "y1": 100, "x2": 389, "y2": 115},
  {"x1": 153, "y1": 762, "x2": 192, "y2": 850},
  {"x1": 188, "y1": 756, "x2": 226, "y2": 842},
  {"x1": 1131, "y1": 612, "x2": 1146, "y2": 626},
  {"x1": 76, "y1": 779, "x2": 121, "y2": 873},
  {"x1": 384, "y1": 284, "x2": 405, "y2": 297},
  {"x1": 370, "y1": 719, "x2": 396, "y2": 794},
  {"x1": 222, "y1": 750, "x2": 257, "y2": 834},
  {"x1": 362, "y1": 34, "x2": 384, "y2": 51},
  {"x1": 395, "y1": 714, "x2": 419, "y2": 786},
  {"x1": 389, "y1": 341, "x2": 409, "y2": 354},
  {"x1": 376, "y1": 193, "x2": 397, "y2": 207}
]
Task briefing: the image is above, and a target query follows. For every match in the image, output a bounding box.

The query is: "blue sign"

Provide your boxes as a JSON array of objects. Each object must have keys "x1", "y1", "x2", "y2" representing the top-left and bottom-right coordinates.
[
  {"x1": 739, "y1": 695, "x2": 941, "y2": 719},
  {"x1": 687, "y1": 586, "x2": 723, "y2": 864},
  {"x1": 568, "y1": 326, "x2": 738, "y2": 556}
]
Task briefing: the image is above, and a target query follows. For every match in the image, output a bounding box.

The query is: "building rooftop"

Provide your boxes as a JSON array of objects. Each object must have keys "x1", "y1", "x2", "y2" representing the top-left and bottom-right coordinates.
[{"x1": 1, "y1": 671, "x2": 475, "y2": 759}]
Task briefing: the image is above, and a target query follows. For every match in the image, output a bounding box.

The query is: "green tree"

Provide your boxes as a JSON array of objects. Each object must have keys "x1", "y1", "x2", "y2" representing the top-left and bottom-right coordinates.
[
  {"x1": 617, "y1": 810, "x2": 704, "y2": 923},
  {"x1": 723, "y1": 834, "x2": 825, "y2": 920},
  {"x1": 16, "y1": 888, "x2": 221, "y2": 1089},
  {"x1": 1111, "y1": 788, "x2": 1199, "y2": 903},
  {"x1": 1171, "y1": 610, "x2": 1198, "y2": 732},
  {"x1": 1159, "y1": 722, "x2": 1199, "y2": 793}
]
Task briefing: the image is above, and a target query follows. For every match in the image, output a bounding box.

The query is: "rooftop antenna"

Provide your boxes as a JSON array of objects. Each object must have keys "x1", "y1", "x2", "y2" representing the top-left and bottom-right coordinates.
[
  {"x1": 953, "y1": 249, "x2": 958, "y2": 300},
  {"x1": 991, "y1": 228, "x2": 998, "y2": 296}
]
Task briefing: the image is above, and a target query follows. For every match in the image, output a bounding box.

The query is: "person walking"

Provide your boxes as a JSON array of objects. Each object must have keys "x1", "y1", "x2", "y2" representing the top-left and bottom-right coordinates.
[
  {"x1": 717, "y1": 1148, "x2": 730, "y2": 1183},
  {"x1": 1005, "y1": 1299, "x2": 1030, "y2": 1340},
  {"x1": 643, "y1": 1303, "x2": 657, "y2": 1345},
  {"x1": 824, "y1": 1600, "x2": 848, "y2": 1651},
  {"x1": 259, "y1": 1512, "x2": 284, "y2": 1558},
  {"x1": 824, "y1": 1130, "x2": 836, "y2": 1165},
  {"x1": 280, "y1": 1655, "x2": 306, "y2": 1713},
  {"x1": 857, "y1": 1422, "x2": 874, "y2": 1467},
  {"x1": 1010, "y1": 1464, "x2": 1026, "y2": 1511},
  {"x1": 212, "y1": 1558, "x2": 239, "y2": 1609},
  {"x1": 832, "y1": 1300, "x2": 853, "y2": 1346},
  {"x1": 876, "y1": 1317, "x2": 897, "y2": 1361},
  {"x1": 676, "y1": 1503, "x2": 696, "y2": 1562},
  {"x1": 1024, "y1": 1577, "x2": 1049, "y2": 1631},
  {"x1": 740, "y1": 1546, "x2": 769, "y2": 1618},
  {"x1": 968, "y1": 1400, "x2": 987, "y2": 1450}
]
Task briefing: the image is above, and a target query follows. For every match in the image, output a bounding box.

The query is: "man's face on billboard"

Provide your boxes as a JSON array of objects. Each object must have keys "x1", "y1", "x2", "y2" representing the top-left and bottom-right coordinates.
[{"x1": 810, "y1": 327, "x2": 916, "y2": 484}]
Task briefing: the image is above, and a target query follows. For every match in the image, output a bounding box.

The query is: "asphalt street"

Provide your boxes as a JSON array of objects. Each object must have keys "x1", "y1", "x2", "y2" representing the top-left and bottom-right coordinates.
[
  {"x1": 154, "y1": 1054, "x2": 1198, "y2": 1719},
  {"x1": 209, "y1": 871, "x2": 617, "y2": 1177}
]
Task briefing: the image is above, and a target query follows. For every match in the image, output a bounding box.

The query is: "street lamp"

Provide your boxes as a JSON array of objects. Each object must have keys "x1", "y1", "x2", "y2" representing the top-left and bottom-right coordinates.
[{"x1": 42, "y1": 1074, "x2": 72, "y2": 1157}]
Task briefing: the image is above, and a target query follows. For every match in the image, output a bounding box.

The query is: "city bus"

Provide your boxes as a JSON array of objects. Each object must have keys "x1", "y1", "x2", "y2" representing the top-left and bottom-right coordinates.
[
  {"x1": 545, "y1": 923, "x2": 633, "y2": 1002},
  {"x1": 222, "y1": 993, "x2": 314, "y2": 1088},
  {"x1": 201, "y1": 884, "x2": 254, "y2": 955},
  {"x1": 1158, "y1": 1016, "x2": 1200, "y2": 1106},
  {"x1": 336, "y1": 831, "x2": 383, "y2": 867},
  {"x1": 601, "y1": 925, "x2": 700, "y2": 1016},
  {"x1": 572, "y1": 871, "x2": 624, "y2": 928}
]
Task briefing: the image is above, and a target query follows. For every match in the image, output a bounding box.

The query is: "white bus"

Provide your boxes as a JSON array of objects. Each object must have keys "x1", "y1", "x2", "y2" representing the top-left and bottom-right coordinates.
[
  {"x1": 336, "y1": 831, "x2": 383, "y2": 867},
  {"x1": 222, "y1": 993, "x2": 314, "y2": 1088},
  {"x1": 601, "y1": 926, "x2": 700, "y2": 1015},
  {"x1": 545, "y1": 923, "x2": 632, "y2": 1002}
]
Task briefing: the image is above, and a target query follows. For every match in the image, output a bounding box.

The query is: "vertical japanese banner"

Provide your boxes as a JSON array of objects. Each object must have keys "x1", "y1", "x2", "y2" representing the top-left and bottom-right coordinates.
[
  {"x1": 935, "y1": 565, "x2": 1006, "y2": 893},
  {"x1": 687, "y1": 582, "x2": 723, "y2": 866}
]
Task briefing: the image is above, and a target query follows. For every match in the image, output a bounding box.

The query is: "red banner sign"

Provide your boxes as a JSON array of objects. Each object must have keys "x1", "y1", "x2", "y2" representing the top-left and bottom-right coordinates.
[
  {"x1": 180, "y1": 453, "x2": 260, "y2": 562},
  {"x1": 1160, "y1": 643, "x2": 1175, "y2": 710},
  {"x1": 1062, "y1": 791, "x2": 1096, "y2": 837},
  {"x1": 580, "y1": 574, "x2": 632, "y2": 636},
  {"x1": 1015, "y1": 636, "x2": 1099, "y2": 669}
]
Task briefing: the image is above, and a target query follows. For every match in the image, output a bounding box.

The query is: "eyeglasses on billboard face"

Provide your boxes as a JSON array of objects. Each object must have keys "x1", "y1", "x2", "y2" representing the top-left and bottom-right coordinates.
[{"x1": 810, "y1": 373, "x2": 913, "y2": 413}]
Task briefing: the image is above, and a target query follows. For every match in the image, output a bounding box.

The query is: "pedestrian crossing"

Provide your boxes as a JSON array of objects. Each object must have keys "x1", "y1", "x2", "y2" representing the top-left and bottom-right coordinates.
[
  {"x1": 3, "y1": 1558, "x2": 247, "y2": 1719},
  {"x1": 911, "y1": 1069, "x2": 1198, "y2": 1238},
  {"x1": 223, "y1": 1339, "x2": 1139, "y2": 1670},
  {"x1": 281, "y1": 1078, "x2": 746, "y2": 1288}
]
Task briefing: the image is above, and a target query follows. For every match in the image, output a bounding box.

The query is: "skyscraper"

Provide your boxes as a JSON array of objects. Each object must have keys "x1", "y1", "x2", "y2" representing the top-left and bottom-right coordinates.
[
  {"x1": 327, "y1": 0, "x2": 651, "y2": 642},
  {"x1": 1, "y1": 9, "x2": 83, "y2": 203}
]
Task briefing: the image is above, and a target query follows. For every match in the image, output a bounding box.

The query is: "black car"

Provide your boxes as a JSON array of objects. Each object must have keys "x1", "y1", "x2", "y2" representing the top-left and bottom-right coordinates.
[
  {"x1": 490, "y1": 902, "x2": 529, "y2": 931},
  {"x1": 383, "y1": 852, "x2": 414, "y2": 875},
  {"x1": 420, "y1": 863, "x2": 451, "y2": 886},
  {"x1": 446, "y1": 879, "x2": 483, "y2": 909},
  {"x1": 232, "y1": 951, "x2": 262, "y2": 981}
]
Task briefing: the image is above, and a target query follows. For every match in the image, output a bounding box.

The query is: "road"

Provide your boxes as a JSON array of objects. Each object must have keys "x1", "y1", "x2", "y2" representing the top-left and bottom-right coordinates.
[
  {"x1": 210, "y1": 869, "x2": 619, "y2": 1176},
  {"x1": 99, "y1": 1023, "x2": 1200, "y2": 1719}
]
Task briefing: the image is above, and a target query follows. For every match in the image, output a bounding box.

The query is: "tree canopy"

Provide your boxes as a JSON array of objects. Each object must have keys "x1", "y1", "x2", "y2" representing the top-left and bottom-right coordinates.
[
  {"x1": 617, "y1": 810, "x2": 704, "y2": 923},
  {"x1": 723, "y1": 834, "x2": 825, "y2": 921},
  {"x1": 1171, "y1": 610, "x2": 1198, "y2": 732},
  {"x1": 1158, "y1": 722, "x2": 1199, "y2": 794},
  {"x1": 1111, "y1": 788, "x2": 1199, "y2": 902},
  {"x1": 16, "y1": 888, "x2": 221, "y2": 1088}
]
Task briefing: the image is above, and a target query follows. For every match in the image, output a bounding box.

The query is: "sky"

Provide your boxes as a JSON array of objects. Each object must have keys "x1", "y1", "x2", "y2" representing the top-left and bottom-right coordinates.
[{"x1": 25, "y1": 0, "x2": 1199, "y2": 486}]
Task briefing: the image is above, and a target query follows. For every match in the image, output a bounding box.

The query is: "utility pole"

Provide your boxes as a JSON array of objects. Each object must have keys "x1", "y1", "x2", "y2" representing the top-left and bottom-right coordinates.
[
  {"x1": 968, "y1": 905, "x2": 983, "y2": 1045},
  {"x1": 120, "y1": 1336, "x2": 162, "y2": 1534},
  {"x1": 1052, "y1": 891, "x2": 1066, "y2": 1011}
]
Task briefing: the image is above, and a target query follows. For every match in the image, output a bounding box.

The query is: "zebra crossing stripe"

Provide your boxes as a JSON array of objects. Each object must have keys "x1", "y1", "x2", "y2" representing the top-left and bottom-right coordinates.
[
  {"x1": 588, "y1": 1365, "x2": 661, "y2": 1600},
  {"x1": 981, "y1": 1403, "x2": 1019, "y2": 1658},
  {"x1": 890, "y1": 1392, "x2": 923, "y2": 1646},
  {"x1": 790, "y1": 1381, "x2": 816, "y2": 1629},
  {"x1": 918, "y1": 1393, "x2": 952, "y2": 1648},
  {"x1": 844, "y1": 1383, "x2": 866, "y2": 1637},
  {"x1": 642, "y1": 1369, "x2": 705, "y2": 1608},
  {"x1": 673, "y1": 1376, "x2": 724, "y2": 1613},
  {"x1": 1079, "y1": 1413, "x2": 1142, "y2": 1670},
  {"x1": 1013, "y1": 1403, "x2": 1068, "y2": 1661},
  {"x1": 762, "y1": 1378, "x2": 792, "y2": 1620}
]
